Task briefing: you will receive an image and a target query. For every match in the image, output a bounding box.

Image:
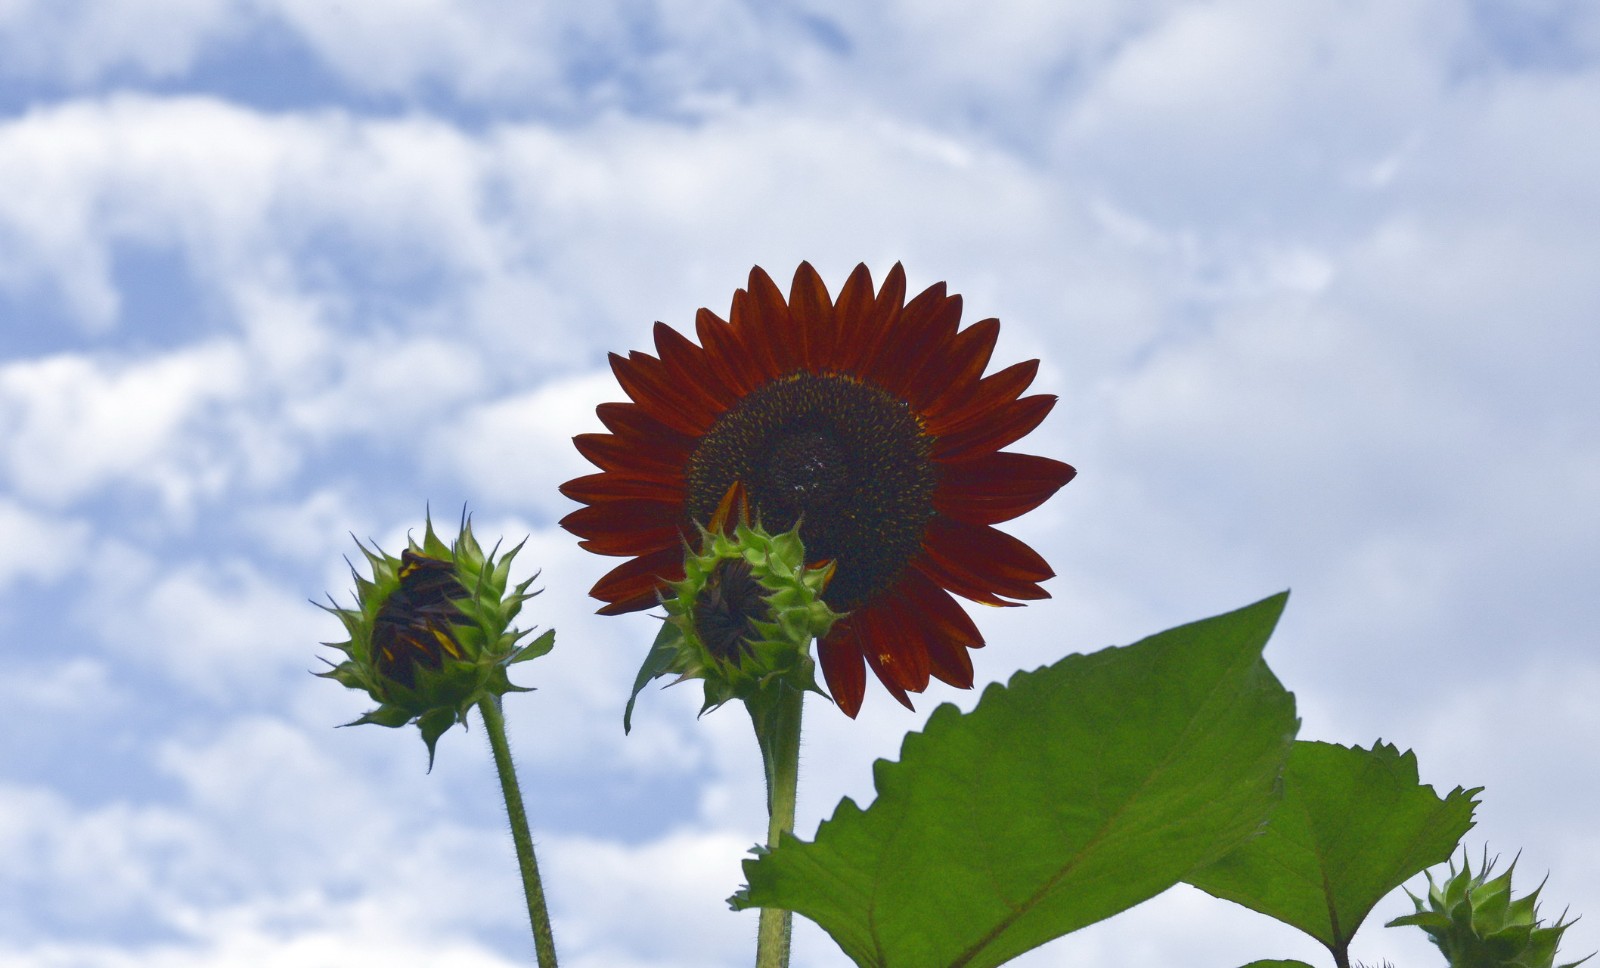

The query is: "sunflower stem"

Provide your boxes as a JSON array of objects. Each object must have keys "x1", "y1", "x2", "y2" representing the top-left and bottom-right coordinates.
[
  {"x1": 479, "y1": 695, "x2": 559, "y2": 968},
  {"x1": 751, "y1": 684, "x2": 804, "y2": 968}
]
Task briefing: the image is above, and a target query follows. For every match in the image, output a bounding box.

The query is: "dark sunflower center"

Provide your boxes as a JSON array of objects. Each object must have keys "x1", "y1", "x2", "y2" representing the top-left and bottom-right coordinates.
[
  {"x1": 766, "y1": 426, "x2": 846, "y2": 512},
  {"x1": 372, "y1": 550, "x2": 468, "y2": 689},
  {"x1": 685, "y1": 372, "x2": 936, "y2": 611},
  {"x1": 693, "y1": 558, "x2": 764, "y2": 665}
]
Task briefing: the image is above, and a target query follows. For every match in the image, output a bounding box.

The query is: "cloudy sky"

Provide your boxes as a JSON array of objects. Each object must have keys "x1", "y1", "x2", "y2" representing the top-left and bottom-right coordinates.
[{"x1": 2, "y1": 1, "x2": 1597, "y2": 966}]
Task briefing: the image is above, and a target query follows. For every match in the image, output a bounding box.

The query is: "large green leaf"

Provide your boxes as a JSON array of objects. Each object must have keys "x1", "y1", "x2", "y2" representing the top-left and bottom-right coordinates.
[
  {"x1": 733, "y1": 593, "x2": 1300, "y2": 968},
  {"x1": 1186, "y1": 740, "x2": 1481, "y2": 964},
  {"x1": 1239, "y1": 961, "x2": 1317, "y2": 968}
]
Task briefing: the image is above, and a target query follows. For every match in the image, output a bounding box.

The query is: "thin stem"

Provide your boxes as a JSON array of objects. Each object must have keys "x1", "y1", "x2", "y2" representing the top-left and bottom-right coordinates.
[
  {"x1": 752, "y1": 685, "x2": 804, "y2": 968},
  {"x1": 479, "y1": 695, "x2": 559, "y2": 968}
]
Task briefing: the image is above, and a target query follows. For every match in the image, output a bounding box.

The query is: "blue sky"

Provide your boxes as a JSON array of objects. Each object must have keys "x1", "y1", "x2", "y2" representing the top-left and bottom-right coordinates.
[{"x1": 1, "y1": 2, "x2": 1597, "y2": 966}]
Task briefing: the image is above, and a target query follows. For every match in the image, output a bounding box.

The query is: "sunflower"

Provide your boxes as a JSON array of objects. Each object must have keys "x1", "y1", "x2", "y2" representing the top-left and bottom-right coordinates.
[{"x1": 560, "y1": 262, "x2": 1075, "y2": 717}]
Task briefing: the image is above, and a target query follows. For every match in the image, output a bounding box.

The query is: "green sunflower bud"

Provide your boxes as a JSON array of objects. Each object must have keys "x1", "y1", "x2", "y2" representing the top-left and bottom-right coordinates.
[
  {"x1": 624, "y1": 518, "x2": 842, "y2": 729},
  {"x1": 318, "y1": 513, "x2": 555, "y2": 768},
  {"x1": 1388, "y1": 847, "x2": 1593, "y2": 968}
]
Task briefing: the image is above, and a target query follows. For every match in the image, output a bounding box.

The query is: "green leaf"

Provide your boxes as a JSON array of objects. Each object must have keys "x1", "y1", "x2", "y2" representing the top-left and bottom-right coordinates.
[
  {"x1": 623, "y1": 620, "x2": 682, "y2": 734},
  {"x1": 1186, "y1": 741, "x2": 1481, "y2": 964},
  {"x1": 734, "y1": 592, "x2": 1299, "y2": 968},
  {"x1": 1239, "y1": 961, "x2": 1318, "y2": 968}
]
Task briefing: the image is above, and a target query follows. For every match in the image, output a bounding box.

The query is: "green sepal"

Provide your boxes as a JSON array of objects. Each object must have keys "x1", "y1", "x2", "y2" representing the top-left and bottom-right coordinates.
[
  {"x1": 418, "y1": 706, "x2": 461, "y2": 770},
  {"x1": 1388, "y1": 910, "x2": 1452, "y2": 931},
  {"x1": 348, "y1": 704, "x2": 413, "y2": 729},
  {"x1": 511, "y1": 628, "x2": 556, "y2": 664},
  {"x1": 625, "y1": 621, "x2": 688, "y2": 734},
  {"x1": 314, "y1": 657, "x2": 369, "y2": 691}
]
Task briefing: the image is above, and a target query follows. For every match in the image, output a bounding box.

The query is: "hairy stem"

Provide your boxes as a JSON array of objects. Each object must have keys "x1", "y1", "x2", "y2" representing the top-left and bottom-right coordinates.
[
  {"x1": 480, "y1": 696, "x2": 559, "y2": 968},
  {"x1": 752, "y1": 685, "x2": 804, "y2": 968}
]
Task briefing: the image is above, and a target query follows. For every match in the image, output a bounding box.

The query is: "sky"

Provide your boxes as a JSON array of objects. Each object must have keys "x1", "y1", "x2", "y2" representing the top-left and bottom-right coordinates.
[{"x1": 1, "y1": 1, "x2": 1597, "y2": 966}]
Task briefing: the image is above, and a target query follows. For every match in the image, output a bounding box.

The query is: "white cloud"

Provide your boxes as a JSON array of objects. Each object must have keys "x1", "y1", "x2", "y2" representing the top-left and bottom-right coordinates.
[
  {"x1": 0, "y1": 0, "x2": 803, "y2": 115},
  {"x1": 0, "y1": 343, "x2": 247, "y2": 510},
  {"x1": 0, "y1": 96, "x2": 498, "y2": 338},
  {"x1": 239, "y1": 487, "x2": 367, "y2": 565},
  {"x1": 79, "y1": 548, "x2": 327, "y2": 702},
  {"x1": 0, "y1": 930, "x2": 522, "y2": 968},
  {"x1": 0, "y1": 783, "x2": 210, "y2": 939},
  {"x1": 458, "y1": 523, "x2": 710, "y2": 779},
  {"x1": 0, "y1": 656, "x2": 118, "y2": 713},
  {"x1": 0, "y1": 0, "x2": 242, "y2": 84},
  {"x1": 435, "y1": 370, "x2": 617, "y2": 520},
  {"x1": 1057, "y1": 0, "x2": 1467, "y2": 227},
  {"x1": 0, "y1": 94, "x2": 1108, "y2": 520},
  {"x1": 1388, "y1": 662, "x2": 1600, "y2": 964},
  {"x1": 0, "y1": 498, "x2": 93, "y2": 587},
  {"x1": 542, "y1": 829, "x2": 759, "y2": 967},
  {"x1": 1, "y1": 710, "x2": 530, "y2": 951},
  {"x1": 284, "y1": 334, "x2": 490, "y2": 442}
]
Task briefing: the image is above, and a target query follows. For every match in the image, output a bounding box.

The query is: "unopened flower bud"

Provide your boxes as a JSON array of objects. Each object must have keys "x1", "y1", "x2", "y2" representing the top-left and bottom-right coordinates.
[{"x1": 318, "y1": 513, "x2": 554, "y2": 767}]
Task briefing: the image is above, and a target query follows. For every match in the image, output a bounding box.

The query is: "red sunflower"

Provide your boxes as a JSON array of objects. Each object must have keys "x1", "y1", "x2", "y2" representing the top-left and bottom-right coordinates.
[{"x1": 559, "y1": 262, "x2": 1075, "y2": 717}]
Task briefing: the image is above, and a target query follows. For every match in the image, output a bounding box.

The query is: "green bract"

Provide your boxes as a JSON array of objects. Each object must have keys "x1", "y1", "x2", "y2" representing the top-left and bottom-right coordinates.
[
  {"x1": 318, "y1": 515, "x2": 554, "y2": 767},
  {"x1": 1388, "y1": 848, "x2": 1593, "y2": 968},
  {"x1": 626, "y1": 519, "x2": 841, "y2": 727}
]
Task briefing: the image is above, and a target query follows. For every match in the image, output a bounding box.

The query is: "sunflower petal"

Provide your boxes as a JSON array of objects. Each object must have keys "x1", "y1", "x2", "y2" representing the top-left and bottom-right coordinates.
[
  {"x1": 576, "y1": 525, "x2": 682, "y2": 557},
  {"x1": 934, "y1": 452, "x2": 1077, "y2": 524},
  {"x1": 924, "y1": 358, "x2": 1039, "y2": 434},
  {"x1": 591, "y1": 546, "x2": 686, "y2": 614},
  {"x1": 560, "y1": 499, "x2": 681, "y2": 541},
  {"x1": 933, "y1": 394, "x2": 1057, "y2": 460},
  {"x1": 831, "y1": 264, "x2": 876, "y2": 360},
  {"x1": 559, "y1": 471, "x2": 684, "y2": 504},
  {"x1": 654, "y1": 321, "x2": 739, "y2": 412},
  {"x1": 573, "y1": 432, "x2": 684, "y2": 475},
  {"x1": 867, "y1": 598, "x2": 933, "y2": 694},
  {"x1": 836, "y1": 262, "x2": 905, "y2": 374},
  {"x1": 918, "y1": 518, "x2": 1055, "y2": 605},
  {"x1": 896, "y1": 570, "x2": 984, "y2": 688},
  {"x1": 741, "y1": 266, "x2": 793, "y2": 376},
  {"x1": 788, "y1": 261, "x2": 835, "y2": 371},
  {"x1": 910, "y1": 317, "x2": 999, "y2": 412},
  {"x1": 852, "y1": 608, "x2": 916, "y2": 710},
  {"x1": 867, "y1": 282, "x2": 949, "y2": 393},
  {"x1": 594, "y1": 401, "x2": 694, "y2": 450},
  {"x1": 611, "y1": 350, "x2": 718, "y2": 436},
  {"x1": 695, "y1": 307, "x2": 764, "y2": 397},
  {"x1": 884, "y1": 293, "x2": 963, "y2": 400},
  {"x1": 818, "y1": 622, "x2": 868, "y2": 718}
]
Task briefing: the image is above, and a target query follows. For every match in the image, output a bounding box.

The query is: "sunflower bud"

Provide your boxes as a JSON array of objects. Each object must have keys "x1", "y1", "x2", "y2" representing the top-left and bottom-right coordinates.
[
  {"x1": 318, "y1": 514, "x2": 554, "y2": 767},
  {"x1": 1388, "y1": 847, "x2": 1593, "y2": 968},
  {"x1": 625, "y1": 515, "x2": 842, "y2": 727}
]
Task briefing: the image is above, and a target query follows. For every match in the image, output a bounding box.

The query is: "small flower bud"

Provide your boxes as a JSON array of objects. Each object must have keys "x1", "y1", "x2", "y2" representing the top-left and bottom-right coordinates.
[
  {"x1": 318, "y1": 512, "x2": 554, "y2": 767},
  {"x1": 1389, "y1": 847, "x2": 1594, "y2": 968},
  {"x1": 643, "y1": 514, "x2": 842, "y2": 719}
]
